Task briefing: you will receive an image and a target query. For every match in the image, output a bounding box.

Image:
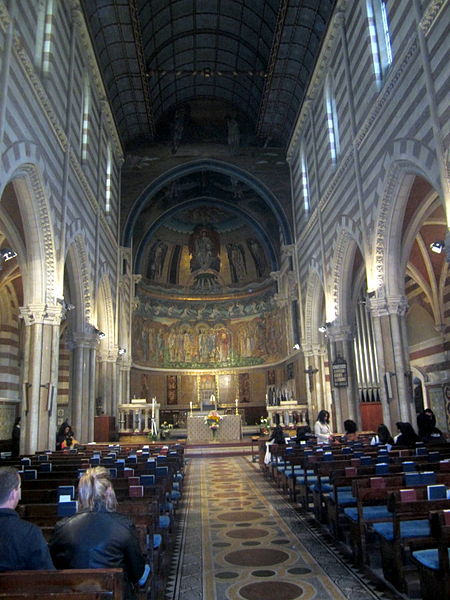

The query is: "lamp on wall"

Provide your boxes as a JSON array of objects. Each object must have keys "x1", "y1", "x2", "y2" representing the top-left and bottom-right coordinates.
[
  {"x1": 0, "y1": 248, "x2": 17, "y2": 269},
  {"x1": 292, "y1": 343, "x2": 301, "y2": 350},
  {"x1": 430, "y1": 240, "x2": 445, "y2": 254},
  {"x1": 57, "y1": 298, "x2": 75, "y2": 311},
  {"x1": 318, "y1": 322, "x2": 331, "y2": 333},
  {"x1": 118, "y1": 347, "x2": 126, "y2": 356},
  {"x1": 93, "y1": 327, "x2": 106, "y2": 339}
]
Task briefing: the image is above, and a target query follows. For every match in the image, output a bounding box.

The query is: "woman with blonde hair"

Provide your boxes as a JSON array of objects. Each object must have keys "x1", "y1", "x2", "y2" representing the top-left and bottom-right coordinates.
[{"x1": 49, "y1": 467, "x2": 145, "y2": 599}]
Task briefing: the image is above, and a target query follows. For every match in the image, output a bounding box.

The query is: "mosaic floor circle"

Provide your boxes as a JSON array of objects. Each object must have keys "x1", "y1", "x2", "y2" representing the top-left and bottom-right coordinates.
[
  {"x1": 224, "y1": 548, "x2": 289, "y2": 567},
  {"x1": 239, "y1": 581, "x2": 303, "y2": 600}
]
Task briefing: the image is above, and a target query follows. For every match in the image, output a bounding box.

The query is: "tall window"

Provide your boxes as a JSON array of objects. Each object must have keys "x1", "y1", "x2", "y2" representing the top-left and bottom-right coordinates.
[
  {"x1": 80, "y1": 74, "x2": 90, "y2": 162},
  {"x1": 299, "y1": 144, "x2": 310, "y2": 213},
  {"x1": 324, "y1": 74, "x2": 340, "y2": 165},
  {"x1": 367, "y1": 0, "x2": 393, "y2": 85},
  {"x1": 105, "y1": 143, "x2": 112, "y2": 214},
  {"x1": 35, "y1": 0, "x2": 54, "y2": 75}
]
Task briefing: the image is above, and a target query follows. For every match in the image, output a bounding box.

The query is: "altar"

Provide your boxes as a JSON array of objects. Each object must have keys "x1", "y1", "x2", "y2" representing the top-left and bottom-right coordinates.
[{"x1": 187, "y1": 414, "x2": 242, "y2": 442}]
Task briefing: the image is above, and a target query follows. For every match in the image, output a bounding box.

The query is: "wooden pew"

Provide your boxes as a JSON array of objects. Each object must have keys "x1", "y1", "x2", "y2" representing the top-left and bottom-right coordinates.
[
  {"x1": 411, "y1": 509, "x2": 450, "y2": 600},
  {"x1": 0, "y1": 568, "x2": 123, "y2": 599},
  {"x1": 370, "y1": 490, "x2": 450, "y2": 592}
]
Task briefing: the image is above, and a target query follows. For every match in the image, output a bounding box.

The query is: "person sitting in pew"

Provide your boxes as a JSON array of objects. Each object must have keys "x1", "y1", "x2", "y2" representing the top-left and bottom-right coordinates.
[
  {"x1": 394, "y1": 421, "x2": 420, "y2": 447},
  {"x1": 60, "y1": 424, "x2": 79, "y2": 449},
  {"x1": 341, "y1": 419, "x2": 358, "y2": 443},
  {"x1": 0, "y1": 467, "x2": 55, "y2": 571},
  {"x1": 370, "y1": 423, "x2": 394, "y2": 450},
  {"x1": 49, "y1": 467, "x2": 145, "y2": 600}
]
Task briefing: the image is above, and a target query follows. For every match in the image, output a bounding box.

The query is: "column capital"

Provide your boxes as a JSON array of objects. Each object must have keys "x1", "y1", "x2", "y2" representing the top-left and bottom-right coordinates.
[
  {"x1": 19, "y1": 304, "x2": 64, "y2": 326},
  {"x1": 327, "y1": 324, "x2": 354, "y2": 342},
  {"x1": 368, "y1": 295, "x2": 408, "y2": 317},
  {"x1": 281, "y1": 244, "x2": 295, "y2": 257}
]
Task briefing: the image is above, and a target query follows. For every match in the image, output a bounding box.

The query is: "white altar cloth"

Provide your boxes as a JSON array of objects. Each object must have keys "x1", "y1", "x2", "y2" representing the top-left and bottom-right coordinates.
[{"x1": 187, "y1": 415, "x2": 242, "y2": 442}]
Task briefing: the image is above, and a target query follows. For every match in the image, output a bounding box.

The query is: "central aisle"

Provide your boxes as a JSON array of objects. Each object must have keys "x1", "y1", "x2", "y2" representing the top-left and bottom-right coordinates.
[{"x1": 165, "y1": 456, "x2": 394, "y2": 600}]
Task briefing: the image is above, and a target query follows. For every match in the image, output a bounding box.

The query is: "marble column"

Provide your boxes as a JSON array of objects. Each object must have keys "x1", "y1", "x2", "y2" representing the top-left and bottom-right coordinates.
[
  {"x1": 71, "y1": 333, "x2": 98, "y2": 443},
  {"x1": 19, "y1": 304, "x2": 64, "y2": 454},
  {"x1": 368, "y1": 295, "x2": 414, "y2": 428}
]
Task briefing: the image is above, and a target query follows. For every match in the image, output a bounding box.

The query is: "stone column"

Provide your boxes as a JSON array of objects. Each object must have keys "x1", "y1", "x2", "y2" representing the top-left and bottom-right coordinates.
[
  {"x1": 327, "y1": 325, "x2": 359, "y2": 428},
  {"x1": 71, "y1": 333, "x2": 98, "y2": 443},
  {"x1": 368, "y1": 295, "x2": 414, "y2": 428},
  {"x1": 19, "y1": 304, "x2": 63, "y2": 454}
]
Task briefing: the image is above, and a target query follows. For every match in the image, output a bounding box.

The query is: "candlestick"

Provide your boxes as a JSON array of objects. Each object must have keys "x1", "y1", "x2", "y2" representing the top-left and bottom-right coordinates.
[
  {"x1": 235, "y1": 398, "x2": 239, "y2": 415},
  {"x1": 151, "y1": 397, "x2": 155, "y2": 420},
  {"x1": 189, "y1": 401, "x2": 193, "y2": 416}
]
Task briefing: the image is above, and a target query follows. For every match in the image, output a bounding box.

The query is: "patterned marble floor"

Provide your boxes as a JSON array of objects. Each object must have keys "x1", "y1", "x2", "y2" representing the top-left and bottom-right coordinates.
[{"x1": 165, "y1": 456, "x2": 397, "y2": 600}]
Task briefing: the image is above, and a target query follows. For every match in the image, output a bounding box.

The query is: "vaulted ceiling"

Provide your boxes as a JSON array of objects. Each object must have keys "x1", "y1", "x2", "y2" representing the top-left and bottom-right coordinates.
[{"x1": 81, "y1": 0, "x2": 336, "y2": 150}]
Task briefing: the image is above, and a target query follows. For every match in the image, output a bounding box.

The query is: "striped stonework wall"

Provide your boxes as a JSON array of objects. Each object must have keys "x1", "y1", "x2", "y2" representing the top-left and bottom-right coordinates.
[
  {"x1": 287, "y1": 0, "x2": 449, "y2": 329},
  {"x1": 57, "y1": 343, "x2": 70, "y2": 407},
  {"x1": 1, "y1": 0, "x2": 123, "y2": 303},
  {"x1": 0, "y1": 324, "x2": 20, "y2": 400}
]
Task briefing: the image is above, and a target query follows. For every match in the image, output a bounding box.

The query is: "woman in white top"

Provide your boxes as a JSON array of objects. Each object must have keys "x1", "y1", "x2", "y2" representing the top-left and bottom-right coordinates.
[{"x1": 314, "y1": 410, "x2": 332, "y2": 444}]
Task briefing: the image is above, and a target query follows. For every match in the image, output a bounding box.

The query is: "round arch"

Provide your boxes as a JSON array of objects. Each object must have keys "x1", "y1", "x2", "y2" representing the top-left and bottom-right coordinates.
[
  {"x1": 135, "y1": 195, "x2": 279, "y2": 273},
  {"x1": 123, "y1": 159, "x2": 293, "y2": 250}
]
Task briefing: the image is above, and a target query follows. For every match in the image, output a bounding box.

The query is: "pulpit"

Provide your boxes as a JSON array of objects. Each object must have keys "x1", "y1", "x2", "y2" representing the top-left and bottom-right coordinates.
[{"x1": 94, "y1": 416, "x2": 116, "y2": 442}]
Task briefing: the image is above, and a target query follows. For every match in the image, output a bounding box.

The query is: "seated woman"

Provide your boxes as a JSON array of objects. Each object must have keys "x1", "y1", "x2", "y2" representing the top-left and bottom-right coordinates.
[
  {"x1": 314, "y1": 410, "x2": 333, "y2": 444},
  {"x1": 295, "y1": 424, "x2": 311, "y2": 444},
  {"x1": 268, "y1": 424, "x2": 285, "y2": 444},
  {"x1": 417, "y1": 408, "x2": 445, "y2": 443},
  {"x1": 60, "y1": 425, "x2": 79, "y2": 449},
  {"x1": 49, "y1": 467, "x2": 145, "y2": 600},
  {"x1": 341, "y1": 419, "x2": 358, "y2": 443},
  {"x1": 370, "y1": 424, "x2": 394, "y2": 450},
  {"x1": 394, "y1": 422, "x2": 420, "y2": 447}
]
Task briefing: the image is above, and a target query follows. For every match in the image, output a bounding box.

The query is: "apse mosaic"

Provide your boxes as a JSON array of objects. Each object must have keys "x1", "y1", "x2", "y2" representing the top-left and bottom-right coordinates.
[{"x1": 132, "y1": 305, "x2": 288, "y2": 369}]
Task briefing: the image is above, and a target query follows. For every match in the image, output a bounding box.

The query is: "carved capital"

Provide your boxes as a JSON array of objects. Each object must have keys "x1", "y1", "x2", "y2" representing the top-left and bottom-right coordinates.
[
  {"x1": 19, "y1": 303, "x2": 64, "y2": 326},
  {"x1": 282, "y1": 244, "x2": 295, "y2": 258},
  {"x1": 327, "y1": 324, "x2": 354, "y2": 342}
]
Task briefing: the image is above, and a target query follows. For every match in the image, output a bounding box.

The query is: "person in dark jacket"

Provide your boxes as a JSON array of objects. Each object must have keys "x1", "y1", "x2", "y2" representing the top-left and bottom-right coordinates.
[
  {"x1": 0, "y1": 467, "x2": 54, "y2": 571},
  {"x1": 417, "y1": 408, "x2": 444, "y2": 442},
  {"x1": 11, "y1": 417, "x2": 21, "y2": 457},
  {"x1": 49, "y1": 467, "x2": 145, "y2": 600},
  {"x1": 268, "y1": 424, "x2": 286, "y2": 444},
  {"x1": 394, "y1": 422, "x2": 421, "y2": 447}
]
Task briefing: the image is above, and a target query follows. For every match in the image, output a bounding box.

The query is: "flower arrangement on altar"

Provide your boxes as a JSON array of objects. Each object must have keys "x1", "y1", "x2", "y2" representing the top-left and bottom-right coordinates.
[
  {"x1": 259, "y1": 416, "x2": 270, "y2": 435},
  {"x1": 204, "y1": 410, "x2": 222, "y2": 430}
]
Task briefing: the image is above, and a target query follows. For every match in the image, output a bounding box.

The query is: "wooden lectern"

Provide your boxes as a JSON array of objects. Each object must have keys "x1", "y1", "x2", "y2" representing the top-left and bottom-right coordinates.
[{"x1": 94, "y1": 416, "x2": 116, "y2": 442}]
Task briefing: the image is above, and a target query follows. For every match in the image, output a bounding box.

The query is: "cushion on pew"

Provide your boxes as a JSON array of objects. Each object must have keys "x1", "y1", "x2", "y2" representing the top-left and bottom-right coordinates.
[
  {"x1": 336, "y1": 490, "x2": 356, "y2": 505},
  {"x1": 343, "y1": 505, "x2": 391, "y2": 522},
  {"x1": 372, "y1": 519, "x2": 430, "y2": 540},
  {"x1": 159, "y1": 515, "x2": 171, "y2": 529},
  {"x1": 412, "y1": 548, "x2": 450, "y2": 570}
]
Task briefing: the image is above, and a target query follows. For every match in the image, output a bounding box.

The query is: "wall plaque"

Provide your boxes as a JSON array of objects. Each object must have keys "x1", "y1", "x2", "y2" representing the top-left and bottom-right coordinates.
[{"x1": 332, "y1": 357, "x2": 348, "y2": 388}]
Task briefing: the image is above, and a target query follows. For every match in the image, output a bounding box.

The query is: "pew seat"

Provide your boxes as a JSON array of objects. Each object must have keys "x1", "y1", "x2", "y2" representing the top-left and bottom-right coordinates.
[{"x1": 0, "y1": 568, "x2": 123, "y2": 599}]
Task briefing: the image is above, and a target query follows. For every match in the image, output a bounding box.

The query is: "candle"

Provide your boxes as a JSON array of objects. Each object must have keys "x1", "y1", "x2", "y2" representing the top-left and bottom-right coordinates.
[
  {"x1": 190, "y1": 401, "x2": 192, "y2": 410},
  {"x1": 151, "y1": 397, "x2": 155, "y2": 419},
  {"x1": 235, "y1": 398, "x2": 238, "y2": 407}
]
